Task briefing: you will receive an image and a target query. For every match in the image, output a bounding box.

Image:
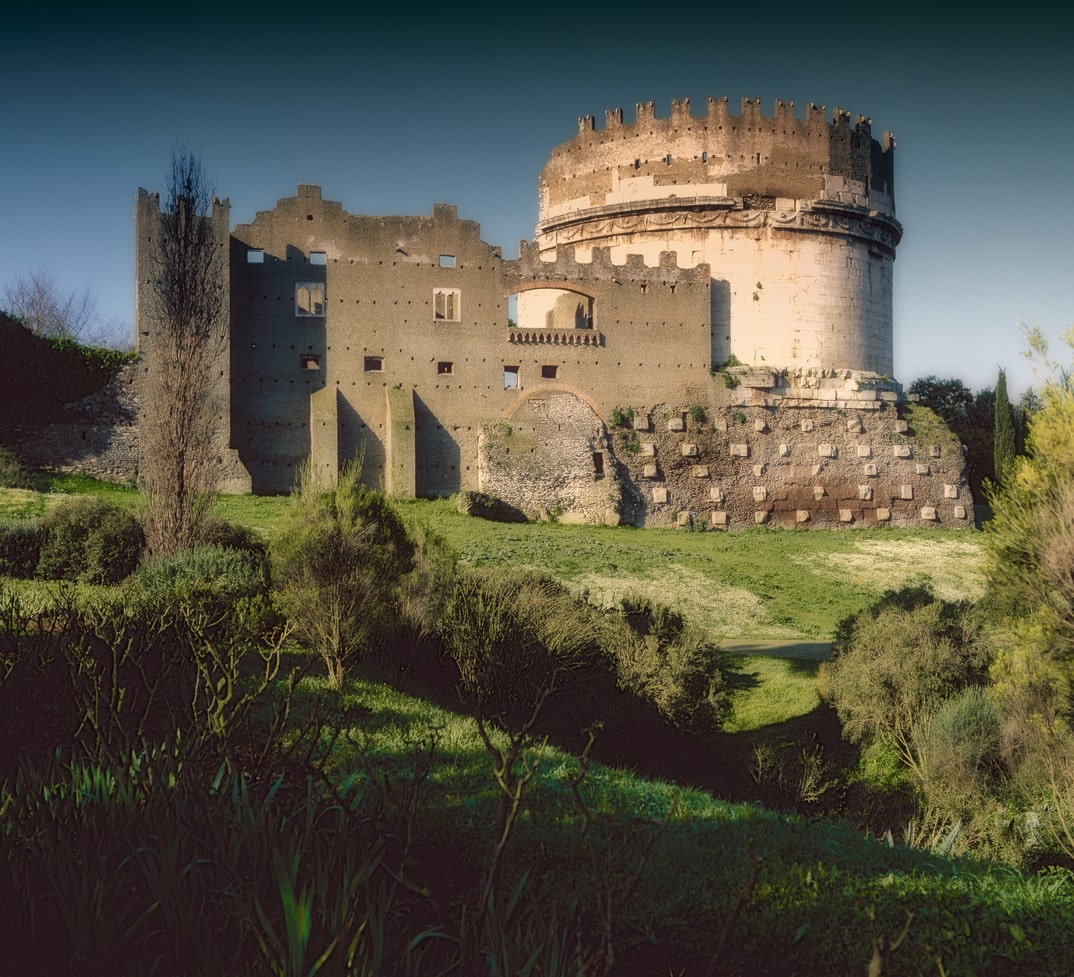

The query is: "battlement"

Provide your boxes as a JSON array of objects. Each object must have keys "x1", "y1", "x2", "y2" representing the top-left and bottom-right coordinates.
[{"x1": 512, "y1": 241, "x2": 711, "y2": 285}]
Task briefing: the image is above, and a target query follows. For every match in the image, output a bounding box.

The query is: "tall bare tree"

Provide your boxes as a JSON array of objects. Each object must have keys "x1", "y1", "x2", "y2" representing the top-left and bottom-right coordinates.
[{"x1": 139, "y1": 148, "x2": 228, "y2": 559}]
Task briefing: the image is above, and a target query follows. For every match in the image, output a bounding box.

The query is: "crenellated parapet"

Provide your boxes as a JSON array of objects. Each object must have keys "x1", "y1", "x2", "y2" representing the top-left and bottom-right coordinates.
[{"x1": 508, "y1": 241, "x2": 712, "y2": 287}]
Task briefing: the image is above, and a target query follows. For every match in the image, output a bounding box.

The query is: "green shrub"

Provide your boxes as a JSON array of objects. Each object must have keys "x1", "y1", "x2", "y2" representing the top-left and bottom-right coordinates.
[
  {"x1": 36, "y1": 497, "x2": 144, "y2": 584},
  {"x1": 454, "y1": 490, "x2": 528, "y2": 523},
  {"x1": 824, "y1": 586, "x2": 990, "y2": 773},
  {"x1": 0, "y1": 446, "x2": 45, "y2": 490},
  {"x1": 608, "y1": 595, "x2": 732, "y2": 732},
  {"x1": 272, "y1": 464, "x2": 415, "y2": 688},
  {"x1": 201, "y1": 517, "x2": 268, "y2": 557},
  {"x1": 0, "y1": 519, "x2": 46, "y2": 577}
]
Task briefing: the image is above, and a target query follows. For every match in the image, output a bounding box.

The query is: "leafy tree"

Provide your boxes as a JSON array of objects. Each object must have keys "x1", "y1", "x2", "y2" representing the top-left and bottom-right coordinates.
[
  {"x1": 139, "y1": 148, "x2": 229, "y2": 559},
  {"x1": 993, "y1": 368, "x2": 1016, "y2": 485},
  {"x1": 272, "y1": 462, "x2": 414, "y2": 688}
]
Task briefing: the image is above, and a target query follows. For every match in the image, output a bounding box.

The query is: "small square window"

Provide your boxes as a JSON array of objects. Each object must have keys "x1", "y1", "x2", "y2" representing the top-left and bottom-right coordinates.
[
  {"x1": 434, "y1": 288, "x2": 460, "y2": 321},
  {"x1": 504, "y1": 366, "x2": 519, "y2": 390},
  {"x1": 310, "y1": 251, "x2": 327, "y2": 265},
  {"x1": 438, "y1": 254, "x2": 456, "y2": 268},
  {"x1": 437, "y1": 361, "x2": 453, "y2": 375},
  {"x1": 364, "y1": 356, "x2": 383, "y2": 372},
  {"x1": 296, "y1": 283, "x2": 325, "y2": 316},
  {"x1": 247, "y1": 249, "x2": 265, "y2": 264},
  {"x1": 299, "y1": 354, "x2": 320, "y2": 370},
  {"x1": 541, "y1": 364, "x2": 558, "y2": 380}
]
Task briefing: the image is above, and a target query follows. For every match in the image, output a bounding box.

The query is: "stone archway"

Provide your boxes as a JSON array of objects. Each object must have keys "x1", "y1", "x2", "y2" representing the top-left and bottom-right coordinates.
[{"x1": 478, "y1": 388, "x2": 622, "y2": 524}]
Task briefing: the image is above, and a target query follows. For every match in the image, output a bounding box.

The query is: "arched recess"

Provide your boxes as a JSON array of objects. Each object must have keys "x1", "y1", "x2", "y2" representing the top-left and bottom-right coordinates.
[{"x1": 510, "y1": 282, "x2": 596, "y2": 331}]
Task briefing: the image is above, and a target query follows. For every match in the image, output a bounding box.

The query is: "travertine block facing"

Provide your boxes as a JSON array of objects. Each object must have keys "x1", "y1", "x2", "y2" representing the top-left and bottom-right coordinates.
[
  {"x1": 916, "y1": 463, "x2": 931, "y2": 475},
  {"x1": 811, "y1": 464, "x2": 823, "y2": 476},
  {"x1": 954, "y1": 505, "x2": 967, "y2": 519},
  {"x1": 796, "y1": 509, "x2": 810, "y2": 523},
  {"x1": 754, "y1": 418, "x2": 768, "y2": 433},
  {"x1": 846, "y1": 417, "x2": 863, "y2": 433},
  {"x1": 839, "y1": 509, "x2": 853, "y2": 522},
  {"x1": 692, "y1": 465, "x2": 709, "y2": 478},
  {"x1": 858, "y1": 485, "x2": 873, "y2": 501},
  {"x1": 818, "y1": 444, "x2": 836, "y2": 458},
  {"x1": 863, "y1": 463, "x2": 878, "y2": 476},
  {"x1": 633, "y1": 415, "x2": 651, "y2": 431},
  {"x1": 676, "y1": 511, "x2": 691, "y2": 526},
  {"x1": 730, "y1": 443, "x2": 749, "y2": 458},
  {"x1": 920, "y1": 506, "x2": 937, "y2": 521},
  {"x1": 813, "y1": 485, "x2": 825, "y2": 501},
  {"x1": 893, "y1": 445, "x2": 912, "y2": 458},
  {"x1": 778, "y1": 443, "x2": 790, "y2": 457},
  {"x1": 643, "y1": 463, "x2": 658, "y2": 478},
  {"x1": 900, "y1": 484, "x2": 914, "y2": 500},
  {"x1": 713, "y1": 418, "x2": 728, "y2": 432},
  {"x1": 800, "y1": 419, "x2": 814, "y2": 433},
  {"x1": 709, "y1": 485, "x2": 725, "y2": 503},
  {"x1": 876, "y1": 508, "x2": 891, "y2": 522},
  {"x1": 894, "y1": 420, "x2": 909, "y2": 433},
  {"x1": 857, "y1": 445, "x2": 872, "y2": 458},
  {"x1": 752, "y1": 463, "x2": 766, "y2": 477},
  {"x1": 711, "y1": 510, "x2": 728, "y2": 526},
  {"x1": 640, "y1": 442, "x2": 655, "y2": 456},
  {"x1": 753, "y1": 486, "x2": 768, "y2": 502},
  {"x1": 944, "y1": 483, "x2": 958, "y2": 499},
  {"x1": 681, "y1": 443, "x2": 699, "y2": 457},
  {"x1": 880, "y1": 391, "x2": 900, "y2": 401},
  {"x1": 754, "y1": 510, "x2": 769, "y2": 524},
  {"x1": 930, "y1": 445, "x2": 942, "y2": 458},
  {"x1": 668, "y1": 417, "x2": 685, "y2": 432},
  {"x1": 652, "y1": 486, "x2": 668, "y2": 503}
]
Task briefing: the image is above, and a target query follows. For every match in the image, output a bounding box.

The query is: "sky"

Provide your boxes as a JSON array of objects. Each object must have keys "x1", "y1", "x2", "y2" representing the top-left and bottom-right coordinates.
[{"x1": 3, "y1": 6, "x2": 1070, "y2": 399}]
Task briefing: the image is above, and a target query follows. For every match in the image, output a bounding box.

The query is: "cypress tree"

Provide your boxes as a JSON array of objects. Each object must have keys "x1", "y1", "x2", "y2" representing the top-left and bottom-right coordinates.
[{"x1": 994, "y1": 368, "x2": 1016, "y2": 484}]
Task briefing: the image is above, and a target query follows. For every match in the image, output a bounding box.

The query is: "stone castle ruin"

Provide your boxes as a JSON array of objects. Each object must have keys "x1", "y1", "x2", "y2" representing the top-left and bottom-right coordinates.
[{"x1": 86, "y1": 96, "x2": 966, "y2": 527}]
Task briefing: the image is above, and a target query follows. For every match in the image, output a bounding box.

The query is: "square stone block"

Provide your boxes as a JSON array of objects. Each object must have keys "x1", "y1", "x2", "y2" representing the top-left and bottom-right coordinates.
[
  {"x1": 668, "y1": 417, "x2": 685, "y2": 432},
  {"x1": 676, "y1": 511, "x2": 692, "y2": 527},
  {"x1": 643, "y1": 463, "x2": 658, "y2": 479},
  {"x1": 920, "y1": 506, "x2": 938, "y2": 521},
  {"x1": 633, "y1": 414, "x2": 651, "y2": 431},
  {"x1": 863, "y1": 463, "x2": 878, "y2": 476},
  {"x1": 818, "y1": 444, "x2": 836, "y2": 458},
  {"x1": 954, "y1": 505, "x2": 967, "y2": 519},
  {"x1": 754, "y1": 418, "x2": 768, "y2": 433},
  {"x1": 875, "y1": 507, "x2": 891, "y2": 522},
  {"x1": 711, "y1": 510, "x2": 728, "y2": 526},
  {"x1": 900, "y1": 484, "x2": 914, "y2": 500},
  {"x1": 894, "y1": 419, "x2": 909, "y2": 433},
  {"x1": 944, "y1": 483, "x2": 958, "y2": 499},
  {"x1": 692, "y1": 465, "x2": 710, "y2": 478},
  {"x1": 813, "y1": 485, "x2": 825, "y2": 501},
  {"x1": 730, "y1": 443, "x2": 749, "y2": 458},
  {"x1": 681, "y1": 443, "x2": 699, "y2": 457},
  {"x1": 752, "y1": 463, "x2": 766, "y2": 477},
  {"x1": 893, "y1": 445, "x2": 912, "y2": 458},
  {"x1": 839, "y1": 509, "x2": 854, "y2": 523},
  {"x1": 857, "y1": 444, "x2": 872, "y2": 458},
  {"x1": 652, "y1": 486, "x2": 668, "y2": 504},
  {"x1": 778, "y1": 443, "x2": 790, "y2": 457},
  {"x1": 639, "y1": 442, "x2": 655, "y2": 456},
  {"x1": 713, "y1": 418, "x2": 728, "y2": 432},
  {"x1": 754, "y1": 510, "x2": 769, "y2": 525},
  {"x1": 796, "y1": 509, "x2": 810, "y2": 523},
  {"x1": 800, "y1": 419, "x2": 814, "y2": 433},
  {"x1": 709, "y1": 486, "x2": 725, "y2": 503},
  {"x1": 930, "y1": 445, "x2": 942, "y2": 458},
  {"x1": 846, "y1": 417, "x2": 864, "y2": 433},
  {"x1": 916, "y1": 463, "x2": 931, "y2": 475},
  {"x1": 858, "y1": 485, "x2": 873, "y2": 501},
  {"x1": 753, "y1": 486, "x2": 768, "y2": 502},
  {"x1": 811, "y1": 464, "x2": 823, "y2": 476}
]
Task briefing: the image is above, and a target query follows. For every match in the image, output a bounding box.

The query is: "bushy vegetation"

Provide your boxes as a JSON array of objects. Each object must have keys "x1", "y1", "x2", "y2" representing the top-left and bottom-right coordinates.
[{"x1": 36, "y1": 496, "x2": 145, "y2": 584}]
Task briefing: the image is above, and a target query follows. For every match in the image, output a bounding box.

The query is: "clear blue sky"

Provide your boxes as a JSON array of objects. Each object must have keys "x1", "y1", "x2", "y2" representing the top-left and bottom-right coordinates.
[{"x1": 3, "y1": 6, "x2": 1070, "y2": 398}]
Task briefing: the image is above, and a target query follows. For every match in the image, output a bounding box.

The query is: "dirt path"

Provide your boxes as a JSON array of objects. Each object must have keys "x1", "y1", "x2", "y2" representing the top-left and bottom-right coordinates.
[{"x1": 720, "y1": 640, "x2": 832, "y2": 661}]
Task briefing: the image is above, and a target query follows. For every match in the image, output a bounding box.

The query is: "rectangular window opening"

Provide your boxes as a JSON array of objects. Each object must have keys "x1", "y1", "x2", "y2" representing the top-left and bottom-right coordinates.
[
  {"x1": 503, "y1": 366, "x2": 519, "y2": 390},
  {"x1": 434, "y1": 288, "x2": 461, "y2": 321},
  {"x1": 593, "y1": 452, "x2": 604, "y2": 478},
  {"x1": 296, "y1": 283, "x2": 325, "y2": 316},
  {"x1": 437, "y1": 361, "x2": 453, "y2": 375},
  {"x1": 299, "y1": 354, "x2": 320, "y2": 370},
  {"x1": 438, "y1": 254, "x2": 456, "y2": 268},
  {"x1": 310, "y1": 251, "x2": 327, "y2": 266},
  {"x1": 364, "y1": 356, "x2": 383, "y2": 372},
  {"x1": 247, "y1": 249, "x2": 265, "y2": 264},
  {"x1": 541, "y1": 364, "x2": 558, "y2": 380}
]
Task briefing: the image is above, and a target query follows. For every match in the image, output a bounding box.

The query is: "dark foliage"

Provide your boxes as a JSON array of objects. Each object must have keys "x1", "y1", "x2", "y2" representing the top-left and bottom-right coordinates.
[{"x1": 36, "y1": 497, "x2": 144, "y2": 584}]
